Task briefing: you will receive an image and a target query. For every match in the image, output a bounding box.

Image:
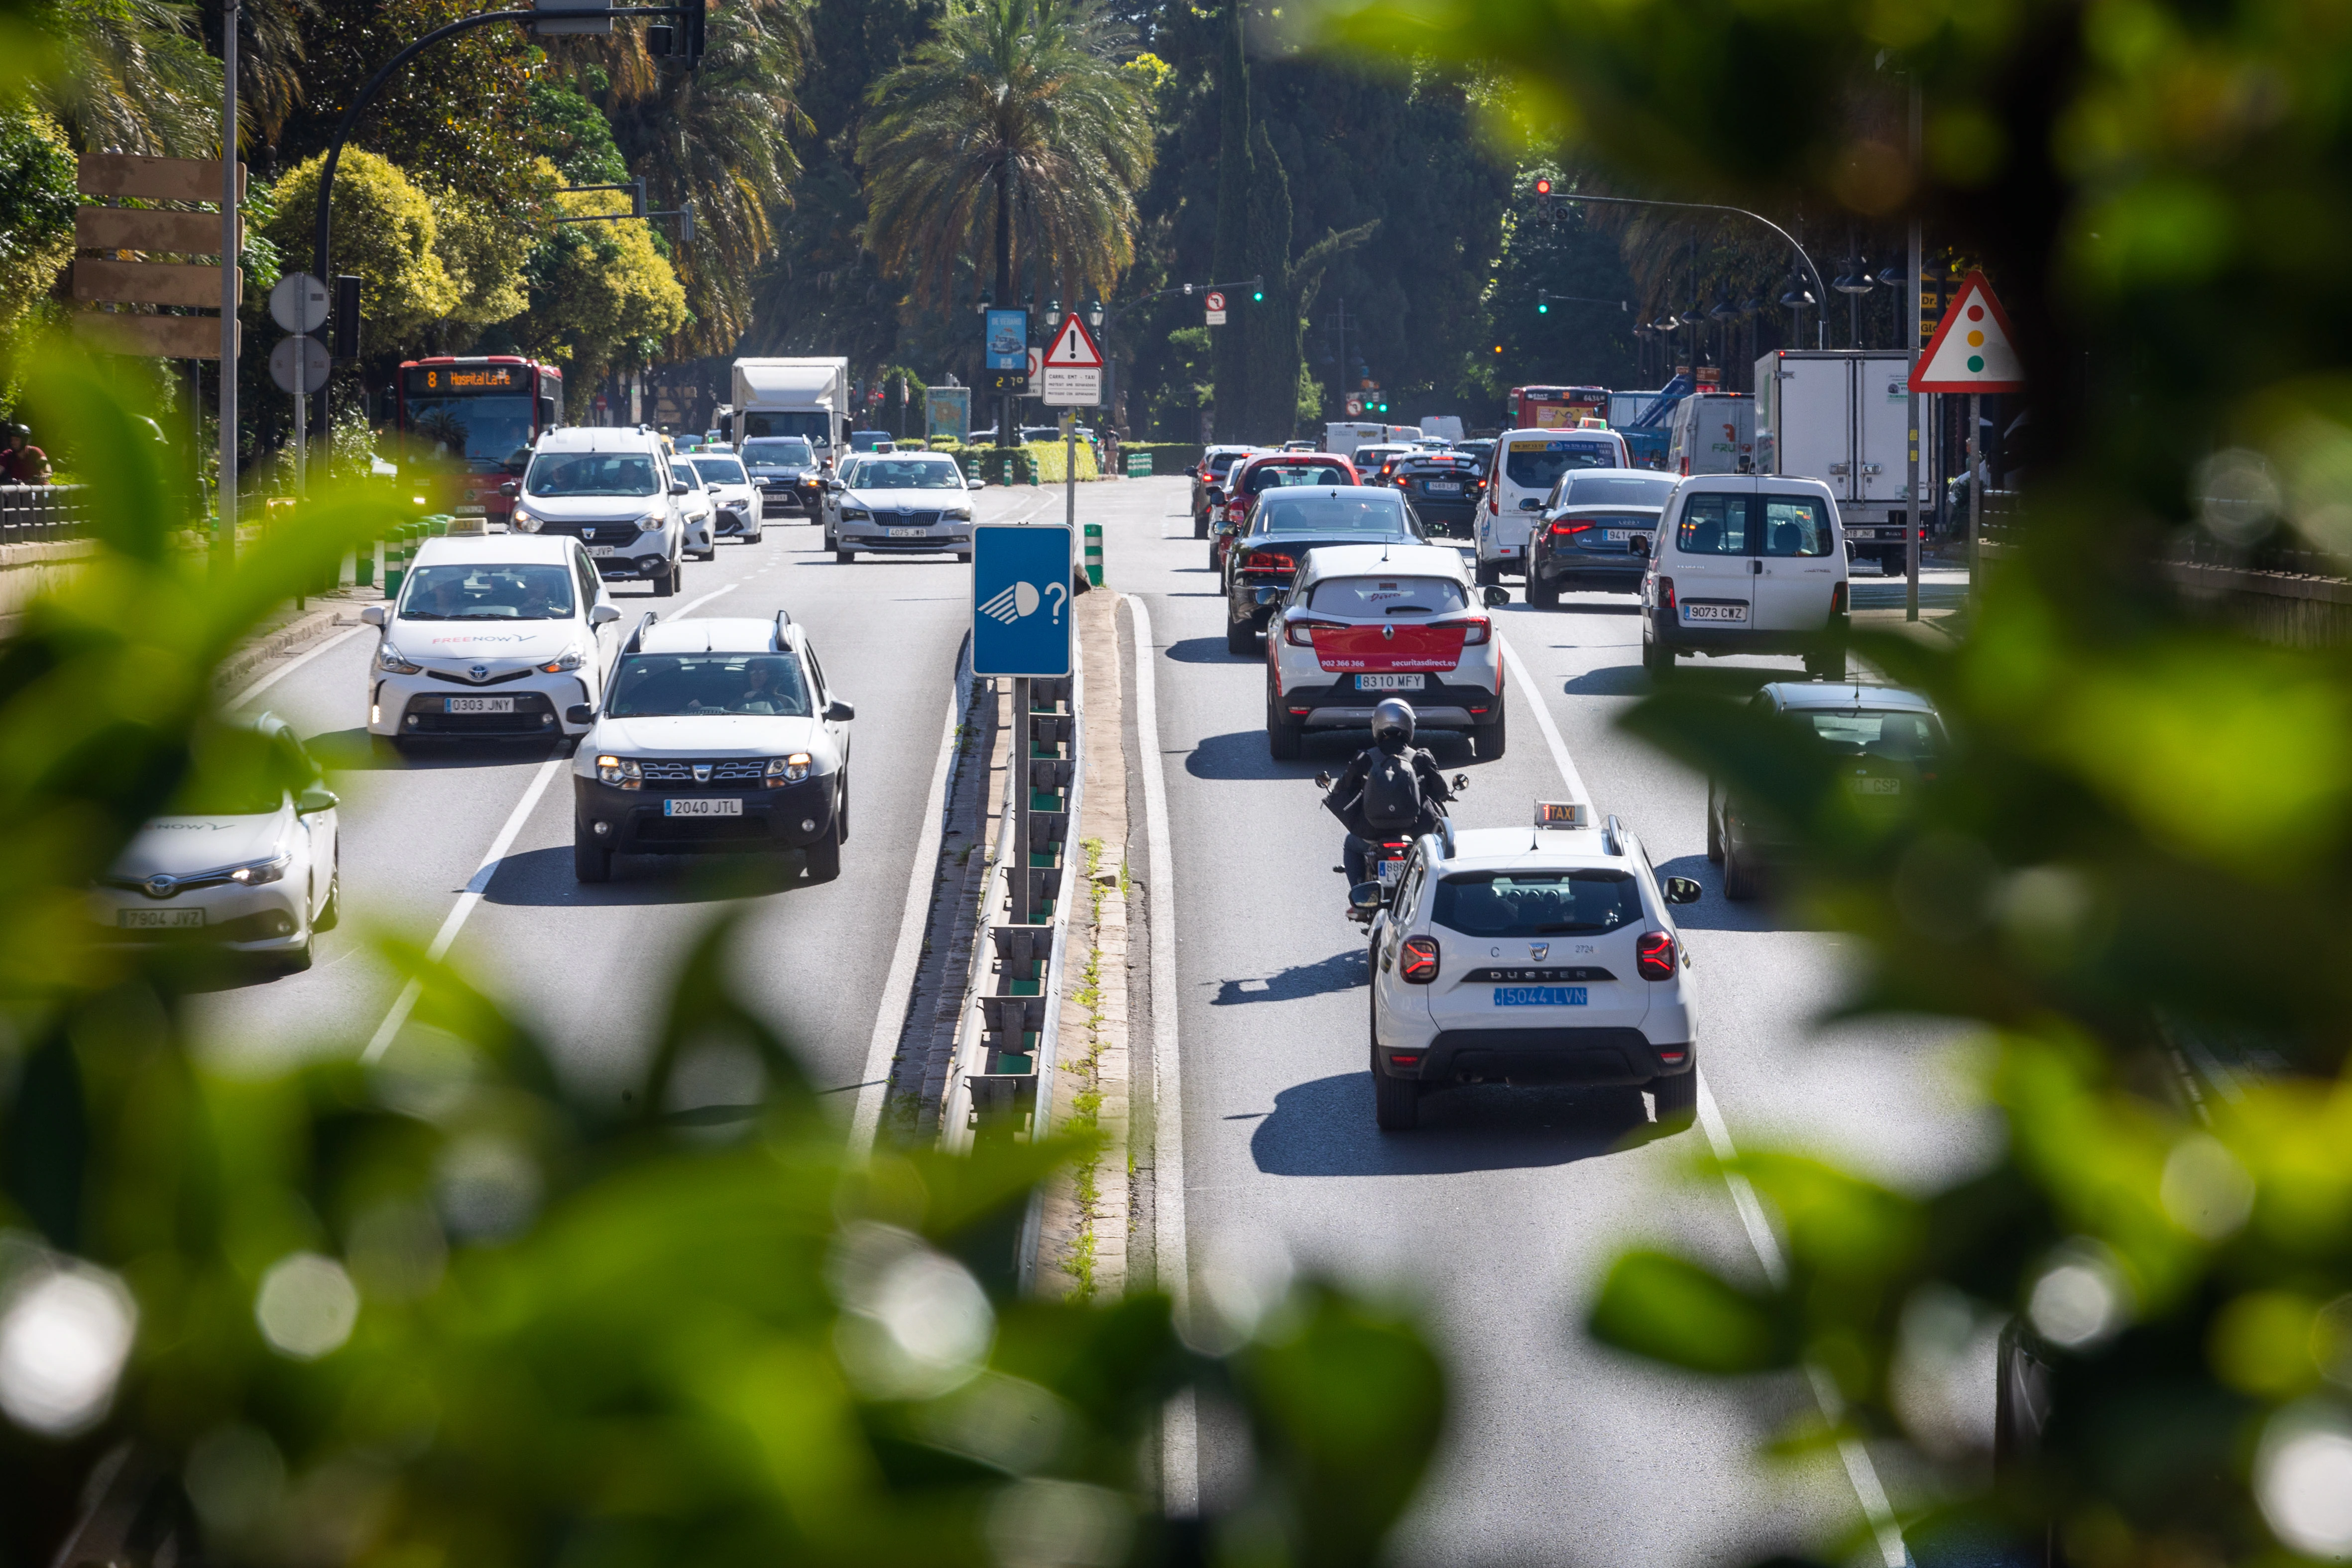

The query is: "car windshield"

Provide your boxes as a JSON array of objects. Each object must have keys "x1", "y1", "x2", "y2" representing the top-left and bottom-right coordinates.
[
  {"x1": 1254, "y1": 496, "x2": 1408, "y2": 535},
  {"x1": 1565, "y1": 473, "x2": 1675, "y2": 508},
  {"x1": 1504, "y1": 439, "x2": 1619, "y2": 490},
  {"x1": 1208, "y1": 451, "x2": 1249, "y2": 475},
  {"x1": 693, "y1": 457, "x2": 748, "y2": 484},
  {"x1": 525, "y1": 451, "x2": 659, "y2": 497},
  {"x1": 1800, "y1": 708, "x2": 1945, "y2": 760},
  {"x1": 1308, "y1": 576, "x2": 1466, "y2": 615},
  {"x1": 856, "y1": 460, "x2": 963, "y2": 490},
  {"x1": 607, "y1": 653, "x2": 812, "y2": 718},
  {"x1": 741, "y1": 439, "x2": 815, "y2": 467},
  {"x1": 399, "y1": 563, "x2": 577, "y2": 620},
  {"x1": 1246, "y1": 462, "x2": 1352, "y2": 492},
  {"x1": 1433, "y1": 869, "x2": 1645, "y2": 937}
]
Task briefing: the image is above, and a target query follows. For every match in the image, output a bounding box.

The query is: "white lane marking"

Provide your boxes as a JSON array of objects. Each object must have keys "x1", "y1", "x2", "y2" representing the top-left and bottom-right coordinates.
[
  {"x1": 673, "y1": 581, "x2": 738, "y2": 617},
  {"x1": 1127, "y1": 594, "x2": 1197, "y2": 1517},
  {"x1": 847, "y1": 641, "x2": 968, "y2": 1153},
  {"x1": 227, "y1": 624, "x2": 369, "y2": 710},
  {"x1": 360, "y1": 752, "x2": 569, "y2": 1064},
  {"x1": 1522, "y1": 649, "x2": 1910, "y2": 1568}
]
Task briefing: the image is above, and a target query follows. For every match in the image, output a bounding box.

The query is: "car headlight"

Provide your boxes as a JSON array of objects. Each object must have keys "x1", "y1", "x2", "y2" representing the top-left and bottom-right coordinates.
[
  {"x1": 511, "y1": 507, "x2": 541, "y2": 532},
  {"x1": 945, "y1": 508, "x2": 973, "y2": 522},
  {"x1": 597, "y1": 755, "x2": 643, "y2": 789},
  {"x1": 635, "y1": 511, "x2": 666, "y2": 533},
  {"x1": 842, "y1": 506, "x2": 873, "y2": 521},
  {"x1": 228, "y1": 853, "x2": 291, "y2": 886},
  {"x1": 539, "y1": 644, "x2": 587, "y2": 673},
  {"x1": 765, "y1": 752, "x2": 812, "y2": 786},
  {"x1": 377, "y1": 642, "x2": 421, "y2": 674}
]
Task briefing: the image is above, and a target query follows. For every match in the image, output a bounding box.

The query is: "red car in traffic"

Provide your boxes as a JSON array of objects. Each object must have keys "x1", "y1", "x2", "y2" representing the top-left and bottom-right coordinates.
[{"x1": 1210, "y1": 451, "x2": 1360, "y2": 574}]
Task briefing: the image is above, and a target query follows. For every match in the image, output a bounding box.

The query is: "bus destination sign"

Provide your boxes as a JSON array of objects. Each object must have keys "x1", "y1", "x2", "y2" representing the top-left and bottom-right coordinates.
[{"x1": 404, "y1": 365, "x2": 525, "y2": 394}]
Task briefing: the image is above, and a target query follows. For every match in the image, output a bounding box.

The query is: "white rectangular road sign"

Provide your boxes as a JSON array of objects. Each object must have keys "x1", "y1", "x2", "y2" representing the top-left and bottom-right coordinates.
[{"x1": 1041, "y1": 366, "x2": 1101, "y2": 407}]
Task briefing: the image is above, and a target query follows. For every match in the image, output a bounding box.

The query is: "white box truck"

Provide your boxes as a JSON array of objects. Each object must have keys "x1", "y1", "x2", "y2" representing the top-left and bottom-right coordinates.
[
  {"x1": 1754, "y1": 349, "x2": 1918, "y2": 571},
  {"x1": 1323, "y1": 421, "x2": 1386, "y2": 457},
  {"x1": 1664, "y1": 392, "x2": 1755, "y2": 478},
  {"x1": 726, "y1": 357, "x2": 851, "y2": 457}
]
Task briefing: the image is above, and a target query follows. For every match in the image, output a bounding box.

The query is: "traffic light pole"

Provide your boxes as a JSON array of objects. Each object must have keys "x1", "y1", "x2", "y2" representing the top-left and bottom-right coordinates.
[
  {"x1": 1091, "y1": 275, "x2": 1265, "y2": 434},
  {"x1": 1539, "y1": 192, "x2": 1830, "y2": 350}
]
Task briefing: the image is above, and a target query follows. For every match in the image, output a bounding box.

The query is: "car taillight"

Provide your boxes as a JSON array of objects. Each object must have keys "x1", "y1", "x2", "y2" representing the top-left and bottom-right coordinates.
[
  {"x1": 1285, "y1": 616, "x2": 1336, "y2": 646},
  {"x1": 1830, "y1": 581, "x2": 1848, "y2": 616},
  {"x1": 1636, "y1": 931, "x2": 1676, "y2": 981},
  {"x1": 1550, "y1": 521, "x2": 1592, "y2": 537},
  {"x1": 1242, "y1": 551, "x2": 1296, "y2": 574},
  {"x1": 1431, "y1": 616, "x2": 1491, "y2": 645},
  {"x1": 1658, "y1": 575, "x2": 1676, "y2": 610},
  {"x1": 1400, "y1": 936, "x2": 1440, "y2": 984}
]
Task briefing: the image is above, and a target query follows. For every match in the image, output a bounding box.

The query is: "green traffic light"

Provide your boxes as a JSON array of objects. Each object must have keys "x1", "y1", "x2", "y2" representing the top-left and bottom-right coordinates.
[
  {"x1": 1538, "y1": 301, "x2": 1549, "y2": 314},
  {"x1": 1252, "y1": 289, "x2": 1265, "y2": 302}
]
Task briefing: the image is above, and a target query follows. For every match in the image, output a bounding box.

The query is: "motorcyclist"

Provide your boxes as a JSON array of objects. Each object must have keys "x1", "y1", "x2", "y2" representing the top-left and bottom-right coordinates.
[{"x1": 1319, "y1": 698, "x2": 1459, "y2": 885}]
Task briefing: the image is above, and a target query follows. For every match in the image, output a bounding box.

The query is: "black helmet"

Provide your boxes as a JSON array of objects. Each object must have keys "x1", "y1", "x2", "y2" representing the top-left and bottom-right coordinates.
[{"x1": 1372, "y1": 698, "x2": 1415, "y2": 747}]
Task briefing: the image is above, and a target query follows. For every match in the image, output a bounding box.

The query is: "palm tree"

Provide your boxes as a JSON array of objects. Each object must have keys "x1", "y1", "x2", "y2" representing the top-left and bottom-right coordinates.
[{"x1": 859, "y1": 0, "x2": 1154, "y2": 315}]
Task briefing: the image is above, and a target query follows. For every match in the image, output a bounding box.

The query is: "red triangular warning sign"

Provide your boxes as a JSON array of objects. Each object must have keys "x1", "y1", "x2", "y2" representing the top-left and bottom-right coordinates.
[
  {"x1": 1045, "y1": 314, "x2": 1104, "y2": 369},
  {"x1": 1910, "y1": 270, "x2": 2024, "y2": 393}
]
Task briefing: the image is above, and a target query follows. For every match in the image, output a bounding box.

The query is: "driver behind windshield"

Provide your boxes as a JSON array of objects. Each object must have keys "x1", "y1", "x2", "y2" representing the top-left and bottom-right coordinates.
[
  {"x1": 400, "y1": 564, "x2": 577, "y2": 620},
  {"x1": 608, "y1": 654, "x2": 812, "y2": 717}
]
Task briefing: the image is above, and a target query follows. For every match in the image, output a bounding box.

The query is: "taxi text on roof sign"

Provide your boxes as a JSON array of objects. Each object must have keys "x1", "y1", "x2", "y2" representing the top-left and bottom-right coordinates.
[{"x1": 1909, "y1": 270, "x2": 2024, "y2": 394}]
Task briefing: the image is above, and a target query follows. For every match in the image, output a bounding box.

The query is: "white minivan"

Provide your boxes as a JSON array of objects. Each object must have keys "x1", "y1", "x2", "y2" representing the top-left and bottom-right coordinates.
[
  {"x1": 1640, "y1": 475, "x2": 1850, "y2": 678},
  {"x1": 1474, "y1": 427, "x2": 1630, "y2": 584}
]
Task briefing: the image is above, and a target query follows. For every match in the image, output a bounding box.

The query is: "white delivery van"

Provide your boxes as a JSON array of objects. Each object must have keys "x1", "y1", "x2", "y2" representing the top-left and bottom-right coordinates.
[
  {"x1": 1414, "y1": 415, "x2": 1465, "y2": 444},
  {"x1": 1474, "y1": 427, "x2": 1629, "y2": 583},
  {"x1": 1640, "y1": 474, "x2": 1850, "y2": 678},
  {"x1": 726, "y1": 358, "x2": 850, "y2": 457},
  {"x1": 1754, "y1": 349, "x2": 1919, "y2": 572},
  {"x1": 1323, "y1": 422, "x2": 1388, "y2": 458},
  {"x1": 1664, "y1": 393, "x2": 1756, "y2": 477}
]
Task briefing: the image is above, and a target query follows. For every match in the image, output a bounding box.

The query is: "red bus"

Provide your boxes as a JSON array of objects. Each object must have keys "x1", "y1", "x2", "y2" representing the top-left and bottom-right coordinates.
[
  {"x1": 1508, "y1": 384, "x2": 1610, "y2": 431},
  {"x1": 396, "y1": 356, "x2": 565, "y2": 523}
]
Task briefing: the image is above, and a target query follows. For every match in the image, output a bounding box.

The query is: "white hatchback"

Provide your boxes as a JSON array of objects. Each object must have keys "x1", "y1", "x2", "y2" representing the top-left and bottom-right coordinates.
[
  {"x1": 1366, "y1": 803, "x2": 1703, "y2": 1131},
  {"x1": 1640, "y1": 474, "x2": 1851, "y2": 678}
]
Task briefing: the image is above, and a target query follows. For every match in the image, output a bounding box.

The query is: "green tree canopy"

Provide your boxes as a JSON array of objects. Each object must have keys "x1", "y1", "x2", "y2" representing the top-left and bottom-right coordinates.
[
  {"x1": 514, "y1": 167, "x2": 689, "y2": 409},
  {"x1": 263, "y1": 150, "x2": 460, "y2": 346}
]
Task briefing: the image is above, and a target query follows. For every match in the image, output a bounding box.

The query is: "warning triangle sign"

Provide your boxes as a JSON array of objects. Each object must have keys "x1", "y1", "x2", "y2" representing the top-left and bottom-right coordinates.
[
  {"x1": 1045, "y1": 313, "x2": 1104, "y2": 369},
  {"x1": 1910, "y1": 270, "x2": 2024, "y2": 393}
]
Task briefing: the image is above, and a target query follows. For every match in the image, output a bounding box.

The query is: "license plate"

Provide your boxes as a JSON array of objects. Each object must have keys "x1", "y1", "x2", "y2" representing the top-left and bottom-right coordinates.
[
  {"x1": 1357, "y1": 673, "x2": 1425, "y2": 691},
  {"x1": 445, "y1": 697, "x2": 514, "y2": 714},
  {"x1": 1682, "y1": 603, "x2": 1748, "y2": 623},
  {"x1": 663, "y1": 798, "x2": 743, "y2": 816},
  {"x1": 888, "y1": 527, "x2": 929, "y2": 537},
  {"x1": 1848, "y1": 777, "x2": 1901, "y2": 795},
  {"x1": 1494, "y1": 986, "x2": 1587, "y2": 1007},
  {"x1": 1424, "y1": 481, "x2": 1461, "y2": 494},
  {"x1": 1605, "y1": 529, "x2": 1638, "y2": 542},
  {"x1": 588, "y1": 545, "x2": 617, "y2": 558},
  {"x1": 1376, "y1": 858, "x2": 1406, "y2": 885},
  {"x1": 455, "y1": 505, "x2": 487, "y2": 516},
  {"x1": 119, "y1": 908, "x2": 204, "y2": 929}
]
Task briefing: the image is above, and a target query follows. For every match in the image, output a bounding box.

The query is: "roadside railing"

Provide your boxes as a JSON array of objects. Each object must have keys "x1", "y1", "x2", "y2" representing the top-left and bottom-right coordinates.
[{"x1": 0, "y1": 485, "x2": 88, "y2": 544}]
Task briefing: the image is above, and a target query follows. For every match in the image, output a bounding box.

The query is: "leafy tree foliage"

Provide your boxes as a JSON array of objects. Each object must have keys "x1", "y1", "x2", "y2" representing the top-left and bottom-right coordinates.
[
  {"x1": 262, "y1": 151, "x2": 461, "y2": 347},
  {"x1": 513, "y1": 171, "x2": 690, "y2": 412}
]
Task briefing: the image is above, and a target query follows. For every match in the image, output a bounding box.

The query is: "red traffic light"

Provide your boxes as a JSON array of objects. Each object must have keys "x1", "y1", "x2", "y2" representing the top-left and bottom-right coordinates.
[{"x1": 1534, "y1": 177, "x2": 1553, "y2": 197}]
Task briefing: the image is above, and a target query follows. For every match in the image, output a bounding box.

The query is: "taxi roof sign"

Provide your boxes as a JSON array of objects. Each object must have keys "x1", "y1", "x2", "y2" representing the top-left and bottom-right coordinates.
[{"x1": 1534, "y1": 800, "x2": 1590, "y2": 829}]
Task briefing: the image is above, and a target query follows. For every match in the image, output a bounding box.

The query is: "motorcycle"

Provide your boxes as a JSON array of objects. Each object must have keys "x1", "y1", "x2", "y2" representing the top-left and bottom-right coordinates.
[{"x1": 1317, "y1": 768, "x2": 1469, "y2": 924}]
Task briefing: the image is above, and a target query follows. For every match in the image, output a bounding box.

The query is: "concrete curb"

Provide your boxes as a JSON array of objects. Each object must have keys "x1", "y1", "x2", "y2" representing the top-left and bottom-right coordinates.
[{"x1": 213, "y1": 600, "x2": 366, "y2": 695}]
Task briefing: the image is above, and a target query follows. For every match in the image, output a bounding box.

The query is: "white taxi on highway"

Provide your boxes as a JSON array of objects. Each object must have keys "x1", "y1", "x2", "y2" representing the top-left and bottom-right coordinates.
[
  {"x1": 1364, "y1": 801, "x2": 1703, "y2": 1131},
  {"x1": 569, "y1": 613, "x2": 855, "y2": 883},
  {"x1": 1263, "y1": 542, "x2": 1510, "y2": 760},
  {"x1": 364, "y1": 533, "x2": 620, "y2": 749}
]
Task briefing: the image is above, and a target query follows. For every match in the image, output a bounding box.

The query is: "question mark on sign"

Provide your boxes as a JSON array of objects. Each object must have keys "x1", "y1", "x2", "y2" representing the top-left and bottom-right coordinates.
[{"x1": 1046, "y1": 580, "x2": 1068, "y2": 624}]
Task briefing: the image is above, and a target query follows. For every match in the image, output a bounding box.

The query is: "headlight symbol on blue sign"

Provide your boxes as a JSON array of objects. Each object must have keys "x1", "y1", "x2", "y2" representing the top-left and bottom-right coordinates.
[{"x1": 972, "y1": 524, "x2": 1073, "y2": 677}]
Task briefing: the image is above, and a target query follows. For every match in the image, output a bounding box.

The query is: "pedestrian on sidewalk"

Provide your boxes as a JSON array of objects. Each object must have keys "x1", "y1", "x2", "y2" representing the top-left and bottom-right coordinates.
[{"x1": 0, "y1": 424, "x2": 51, "y2": 486}]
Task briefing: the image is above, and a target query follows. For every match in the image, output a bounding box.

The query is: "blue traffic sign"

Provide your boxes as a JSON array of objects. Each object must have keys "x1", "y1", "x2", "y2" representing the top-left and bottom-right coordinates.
[
  {"x1": 984, "y1": 308, "x2": 1030, "y2": 372},
  {"x1": 973, "y1": 524, "x2": 1072, "y2": 677}
]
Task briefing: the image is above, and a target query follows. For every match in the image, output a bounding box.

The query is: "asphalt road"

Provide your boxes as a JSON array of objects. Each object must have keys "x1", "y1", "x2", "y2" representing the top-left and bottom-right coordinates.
[
  {"x1": 196, "y1": 488, "x2": 1051, "y2": 1104},
  {"x1": 1107, "y1": 477, "x2": 1995, "y2": 1566}
]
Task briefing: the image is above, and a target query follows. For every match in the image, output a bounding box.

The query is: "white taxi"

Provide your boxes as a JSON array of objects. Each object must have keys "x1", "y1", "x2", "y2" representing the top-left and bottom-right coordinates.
[
  {"x1": 364, "y1": 533, "x2": 621, "y2": 749},
  {"x1": 1364, "y1": 801, "x2": 1703, "y2": 1131},
  {"x1": 1262, "y1": 543, "x2": 1510, "y2": 760}
]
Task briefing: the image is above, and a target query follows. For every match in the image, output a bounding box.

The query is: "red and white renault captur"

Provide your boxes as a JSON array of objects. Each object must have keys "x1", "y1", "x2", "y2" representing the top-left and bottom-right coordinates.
[{"x1": 1262, "y1": 542, "x2": 1512, "y2": 760}]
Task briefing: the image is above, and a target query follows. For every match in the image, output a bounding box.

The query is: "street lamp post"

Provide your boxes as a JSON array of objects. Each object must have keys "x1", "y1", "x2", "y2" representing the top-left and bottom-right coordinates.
[{"x1": 1543, "y1": 191, "x2": 1830, "y2": 350}]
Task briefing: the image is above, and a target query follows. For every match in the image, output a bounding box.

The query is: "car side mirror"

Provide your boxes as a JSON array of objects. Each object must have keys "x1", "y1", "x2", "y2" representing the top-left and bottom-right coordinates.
[
  {"x1": 588, "y1": 603, "x2": 620, "y2": 626},
  {"x1": 670, "y1": 480, "x2": 691, "y2": 496},
  {"x1": 1664, "y1": 876, "x2": 1703, "y2": 904},
  {"x1": 1349, "y1": 881, "x2": 1389, "y2": 914},
  {"x1": 1482, "y1": 585, "x2": 1510, "y2": 608},
  {"x1": 296, "y1": 785, "x2": 339, "y2": 814},
  {"x1": 360, "y1": 604, "x2": 386, "y2": 626},
  {"x1": 824, "y1": 698, "x2": 856, "y2": 722},
  {"x1": 1254, "y1": 587, "x2": 1280, "y2": 606},
  {"x1": 1519, "y1": 497, "x2": 1544, "y2": 510},
  {"x1": 499, "y1": 480, "x2": 520, "y2": 498},
  {"x1": 566, "y1": 703, "x2": 597, "y2": 726},
  {"x1": 968, "y1": 478, "x2": 984, "y2": 490}
]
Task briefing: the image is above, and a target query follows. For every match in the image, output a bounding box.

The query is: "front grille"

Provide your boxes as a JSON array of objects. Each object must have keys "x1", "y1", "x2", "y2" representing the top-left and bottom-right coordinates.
[
  {"x1": 638, "y1": 814, "x2": 771, "y2": 841},
  {"x1": 638, "y1": 758, "x2": 770, "y2": 786},
  {"x1": 861, "y1": 510, "x2": 942, "y2": 528},
  {"x1": 426, "y1": 668, "x2": 535, "y2": 686},
  {"x1": 539, "y1": 521, "x2": 648, "y2": 546},
  {"x1": 401, "y1": 692, "x2": 557, "y2": 734}
]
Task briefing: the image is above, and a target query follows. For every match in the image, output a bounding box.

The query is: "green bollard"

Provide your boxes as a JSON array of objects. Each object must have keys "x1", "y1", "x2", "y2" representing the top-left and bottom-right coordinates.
[{"x1": 1083, "y1": 523, "x2": 1103, "y2": 586}]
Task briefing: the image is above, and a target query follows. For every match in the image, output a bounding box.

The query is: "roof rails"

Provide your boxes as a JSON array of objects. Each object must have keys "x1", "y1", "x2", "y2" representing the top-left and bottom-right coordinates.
[
  {"x1": 1602, "y1": 813, "x2": 1626, "y2": 856},
  {"x1": 773, "y1": 608, "x2": 793, "y2": 648},
  {"x1": 622, "y1": 610, "x2": 659, "y2": 655}
]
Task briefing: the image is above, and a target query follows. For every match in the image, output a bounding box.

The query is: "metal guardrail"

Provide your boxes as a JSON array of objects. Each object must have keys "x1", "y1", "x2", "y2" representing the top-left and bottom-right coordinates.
[{"x1": 0, "y1": 484, "x2": 87, "y2": 544}]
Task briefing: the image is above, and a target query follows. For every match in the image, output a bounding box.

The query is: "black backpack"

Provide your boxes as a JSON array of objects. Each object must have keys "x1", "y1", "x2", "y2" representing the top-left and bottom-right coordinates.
[{"x1": 1359, "y1": 749, "x2": 1424, "y2": 833}]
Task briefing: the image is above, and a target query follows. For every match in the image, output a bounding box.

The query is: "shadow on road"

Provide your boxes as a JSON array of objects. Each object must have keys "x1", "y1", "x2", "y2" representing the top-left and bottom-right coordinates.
[
  {"x1": 482, "y1": 845, "x2": 818, "y2": 906},
  {"x1": 1649, "y1": 851, "x2": 1833, "y2": 933},
  {"x1": 1212, "y1": 947, "x2": 1367, "y2": 1006},
  {"x1": 1163, "y1": 635, "x2": 1250, "y2": 664},
  {"x1": 1250, "y1": 1072, "x2": 1656, "y2": 1176},
  {"x1": 1558, "y1": 665, "x2": 1649, "y2": 697}
]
